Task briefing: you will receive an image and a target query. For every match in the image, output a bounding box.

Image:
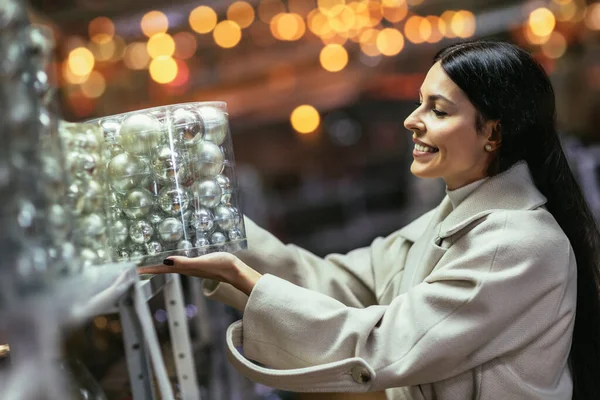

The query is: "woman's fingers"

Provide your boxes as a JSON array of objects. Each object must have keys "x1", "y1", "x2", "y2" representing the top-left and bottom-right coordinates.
[{"x1": 136, "y1": 253, "x2": 237, "y2": 280}]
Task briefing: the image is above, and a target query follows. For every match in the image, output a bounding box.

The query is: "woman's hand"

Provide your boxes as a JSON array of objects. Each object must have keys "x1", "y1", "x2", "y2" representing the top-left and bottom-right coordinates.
[{"x1": 137, "y1": 252, "x2": 262, "y2": 296}]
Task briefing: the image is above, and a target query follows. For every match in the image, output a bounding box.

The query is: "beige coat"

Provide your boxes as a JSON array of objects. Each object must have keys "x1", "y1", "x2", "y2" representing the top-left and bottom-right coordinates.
[{"x1": 205, "y1": 161, "x2": 576, "y2": 399}]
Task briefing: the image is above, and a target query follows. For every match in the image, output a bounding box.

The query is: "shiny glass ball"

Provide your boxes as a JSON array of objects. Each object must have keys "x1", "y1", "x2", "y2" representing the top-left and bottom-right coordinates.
[
  {"x1": 152, "y1": 145, "x2": 189, "y2": 183},
  {"x1": 197, "y1": 106, "x2": 228, "y2": 145},
  {"x1": 194, "y1": 235, "x2": 210, "y2": 248},
  {"x1": 213, "y1": 205, "x2": 237, "y2": 231},
  {"x1": 146, "y1": 241, "x2": 163, "y2": 255},
  {"x1": 157, "y1": 186, "x2": 190, "y2": 215},
  {"x1": 172, "y1": 108, "x2": 203, "y2": 145},
  {"x1": 123, "y1": 188, "x2": 155, "y2": 219},
  {"x1": 148, "y1": 211, "x2": 164, "y2": 226},
  {"x1": 192, "y1": 207, "x2": 214, "y2": 233},
  {"x1": 157, "y1": 217, "x2": 184, "y2": 243},
  {"x1": 191, "y1": 141, "x2": 224, "y2": 177},
  {"x1": 191, "y1": 178, "x2": 222, "y2": 208},
  {"x1": 107, "y1": 153, "x2": 148, "y2": 193},
  {"x1": 129, "y1": 220, "x2": 154, "y2": 244},
  {"x1": 80, "y1": 213, "x2": 106, "y2": 237},
  {"x1": 83, "y1": 179, "x2": 104, "y2": 213},
  {"x1": 210, "y1": 231, "x2": 227, "y2": 246},
  {"x1": 111, "y1": 218, "x2": 129, "y2": 246},
  {"x1": 119, "y1": 113, "x2": 163, "y2": 157},
  {"x1": 177, "y1": 239, "x2": 194, "y2": 251},
  {"x1": 228, "y1": 227, "x2": 244, "y2": 241},
  {"x1": 101, "y1": 119, "x2": 121, "y2": 137}
]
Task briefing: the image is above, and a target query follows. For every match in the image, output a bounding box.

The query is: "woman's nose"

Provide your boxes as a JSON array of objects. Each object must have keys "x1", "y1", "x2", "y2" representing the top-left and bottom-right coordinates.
[{"x1": 404, "y1": 109, "x2": 425, "y2": 132}]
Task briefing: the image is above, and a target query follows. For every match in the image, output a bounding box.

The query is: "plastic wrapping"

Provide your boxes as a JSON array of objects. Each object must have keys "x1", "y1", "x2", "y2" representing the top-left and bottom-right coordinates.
[{"x1": 88, "y1": 102, "x2": 247, "y2": 266}]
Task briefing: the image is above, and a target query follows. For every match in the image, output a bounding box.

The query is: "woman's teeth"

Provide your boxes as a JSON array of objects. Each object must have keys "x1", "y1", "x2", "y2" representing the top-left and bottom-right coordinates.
[{"x1": 415, "y1": 143, "x2": 438, "y2": 153}]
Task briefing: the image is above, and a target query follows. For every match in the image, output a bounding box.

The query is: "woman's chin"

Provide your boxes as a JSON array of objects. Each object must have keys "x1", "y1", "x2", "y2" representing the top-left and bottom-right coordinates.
[{"x1": 410, "y1": 162, "x2": 439, "y2": 179}]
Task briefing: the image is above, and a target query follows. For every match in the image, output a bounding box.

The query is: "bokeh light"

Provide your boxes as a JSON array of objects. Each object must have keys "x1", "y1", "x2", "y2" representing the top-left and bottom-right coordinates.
[
  {"x1": 376, "y1": 28, "x2": 405, "y2": 56},
  {"x1": 213, "y1": 20, "x2": 243, "y2": 48},
  {"x1": 451, "y1": 10, "x2": 476, "y2": 38},
  {"x1": 528, "y1": 8, "x2": 556, "y2": 37},
  {"x1": 291, "y1": 105, "x2": 320, "y2": 134},
  {"x1": 381, "y1": 0, "x2": 408, "y2": 23},
  {"x1": 440, "y1": 10, "x2": 457, "y2": 38},
  {"x1": 124, "y1": 42, "x2": 151, "y2": 70},
  {"x1": 146, "y1": 32, "x2": 175, "y2": 58},
  {"x1": 227, "y1": 1, "x2": 255, "y2": 29},
  {"x1": 307, "y1": 9, "x2": 332, "y2": 37},
  {"x1": 404, "y1": 16, "x2": 426, "y2": 44},
  {"x1": 68, "y1": 47, "x2": 95, "y2": 76},
  {"x1": 149, "y1": 56, "x2": 178, "y2": 84},
  {"x1": 319, "y1": 43, "x2": 349, "y2": 72},
  {"x1": 81, "y1": 70, "x2": 106, "y2": 98},
  {"x1": 62, "y1": 61, "x2": 88, "y2": 84},
  {"x1": 173, "y1": 32, "x2": 198, "y2": 60},
  {"x1": 425, "y1": 16, "x2": 445, "y2": 43},
  {"x1": 541, "y1": 31, "x2": 567, "y2": 59},
  {"x1": 359, "y1": 28, "x2": 381, "y2": 57},
  {"x1": 272, "y1": 13, "x2": 306, "y2": 41},
  {"x1": 288, "y1": 0, "x2": 314, "y2": 17},
  {"x1": 189, "y1": 6, "x2": 218, "y2": 34},
  {"x1": 88, "y1": 17, "x2": 114, "y2": 44},
  {"x1": 168, "y1": 59, "x2": 190, "y2": 87},
  {"x1": 585, "y1": 4, "x2": 600, "y2": 30},
  {"x1": 141, "y1": 11, "x2": 169, "y2": 37},
  {"x1": 88, "y1": 39, "x2": 115, "y2": 62}
]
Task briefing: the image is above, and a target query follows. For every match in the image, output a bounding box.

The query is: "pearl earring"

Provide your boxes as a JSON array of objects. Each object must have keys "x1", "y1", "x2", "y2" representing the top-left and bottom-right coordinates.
[{"x1": 485, "y1": 144, "x2": 493, "y2": 152}]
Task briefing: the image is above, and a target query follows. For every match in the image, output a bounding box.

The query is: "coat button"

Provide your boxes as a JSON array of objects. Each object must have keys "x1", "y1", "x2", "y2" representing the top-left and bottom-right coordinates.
[{"x1": 351, "y1": 366, "x2": 371, "y2": 384}]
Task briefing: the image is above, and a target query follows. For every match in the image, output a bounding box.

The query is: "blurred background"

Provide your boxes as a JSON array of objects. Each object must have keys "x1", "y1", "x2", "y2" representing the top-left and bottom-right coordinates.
[{"x1": 21, "y1": 0, "x2": 600, "y2": 398}]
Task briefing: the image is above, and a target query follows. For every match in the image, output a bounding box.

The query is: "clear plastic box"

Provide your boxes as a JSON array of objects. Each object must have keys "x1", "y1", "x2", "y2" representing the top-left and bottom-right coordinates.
[{"x1": 87, "y1": 102, "x2": 247, "y2": 266}]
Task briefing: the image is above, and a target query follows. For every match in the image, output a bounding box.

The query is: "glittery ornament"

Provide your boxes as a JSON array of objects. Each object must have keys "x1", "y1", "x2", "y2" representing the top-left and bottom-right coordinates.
[
  {"x1": 152, "y1": 145, "x2": 189, "y2": 183},
  {"x1": 66, "y1": 152, "x2": 96, "y2": 180},
  {"x1": 172, "y1": 108, "x2": 203, "y2": 145},
  {"x1": 192, "y1": 178, "x2": 222, "y2": 208},
  {"x1": 111, "y1": 219, "x2": 129, "y2": 246},
  {"x1": 182, "y1": 207, "x2": 195, "y2": 230},
  {"x1": 129, "y1": 220, "x2": 154, "y2": 244},
  {"x1": 118, "y1": 113, "x2": 162, "y2": 157},
  {"x1": 157, "y1": 217, "x2": 184, "y2": 243},
  {"x1": 210, "y1": 231, "x2": 227, "y2": 246},
  {"x1": 146, "y1": 241, "x2": 163, "y2": 255},
  {"x1": 213, "y1": 205, "x2": 237, "y2": 231},
  {"x1": 194, "y1": 235, "x2": 210, "y2": 248},
  {"x1": 101, "y1": 119, "x2": 120, "y2": 137},
  {"x1": 198, "y1": 106, "x2": 228, "y2": 145},
  {"x1": 107, "y1": 153, "x2": 148, "y2": 193},
  {"x1": 122, "y1": 188, "x2": 155, "y2": 219},
  {"x1": 148, "y1": 211, "x2": 164, "y2": 226},
  {"x1": 214, "y1": 174, "x2": 233, "y2": 204},
  {"x1": 80, "y1": 213, "x2": 106, "y2": 237},
  {"x1": 191, "y1": 141, "x2": 224, "y2": 177},
  {"x1": 228, "y1": 227, "x2": 243, "y2": 241},
  {"x1": 83, "y1": 179, "x2": 104, "y2": 213},
  {"x1": 72, "y1": 132, "x2": 99, "y2": 153},
  {"x1": 80, "y1": 248, "x2": 99, "y2": 268},
  {"x1": 157, "y1": 186, "x2": 190, "y2": 215},
  {"x1": 130, "y1": 247, "x2": 146, "y2": 260},
  {"x1": 177, "y1": 239, "x2": 194, "y2": 251},
  {"x1": 192, "y1": 207, "x2": 215, "y2": 233},
  {"x1": 108, "y1": 207, "x2": 123, "y2": 221}
]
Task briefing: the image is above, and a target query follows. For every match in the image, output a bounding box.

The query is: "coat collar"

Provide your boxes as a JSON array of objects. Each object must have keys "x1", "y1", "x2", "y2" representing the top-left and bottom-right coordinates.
[{"x1": 438, "y1": 161, "x2": 547, "y2": 239}]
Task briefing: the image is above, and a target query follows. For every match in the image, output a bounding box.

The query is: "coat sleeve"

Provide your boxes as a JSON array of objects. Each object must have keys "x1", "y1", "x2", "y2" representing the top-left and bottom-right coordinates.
[
  {"x1": 227, "y1": 210, "x2": 575, "y2": 392},
  {"x1": 203, "y1": 211, "x2": 435, "y2": 311}
]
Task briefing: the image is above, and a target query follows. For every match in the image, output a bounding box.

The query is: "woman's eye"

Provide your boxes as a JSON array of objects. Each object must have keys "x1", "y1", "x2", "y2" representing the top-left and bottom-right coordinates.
[{"x1": 432, "y1": 109, "x2": 447, "y2": 117}]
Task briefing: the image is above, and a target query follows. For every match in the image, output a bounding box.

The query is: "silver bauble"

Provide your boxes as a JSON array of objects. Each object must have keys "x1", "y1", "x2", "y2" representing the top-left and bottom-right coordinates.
[
  {"x1": 83, "y1": 179, "x2": 104, "y2": 213},
  {"x1": 210, "y1": 231, "x2": 227, "y2": 246},
  {"x1": 129, "y1": 220, "x2": 154, "y2": 244},
  {"x1": 72, "y1": 131, "x2": 99, "y2": 153},
  {"x1": 177, "y1": 239, "x2": 194, "y2": 251},
  {"x1": 194, "y1": 235, "x2": 210, "y2": 248},
  {"x1": 146, "y1": 241, "x2": 163, "y2": 255},
  {"x1": 214, "y1": 174, "x2": 233, "y2": 204},
  {"x1": 119, "y1": 113, "x2": 162, "y2": 157},
  {"x1": 111, "y1": 218, "x2": 129, "y2": 246},
  {"x1": 122, "y1": 188, "x2": 155, "y2": 219},
  {"x1": 191, "y1": 141, "x2": 224, "y2": 177},
  {"x1": 213, "y1": 205, "x2": 237, "y2": 231},
  {"x1": 192, "y1": 207, "x2": 214, "y2": 233},
  {"x1": 157, "y1": 217, "x2": 184, "y2": 243},
  {"x1": 107, "y1": 192, "x2": 122, "y2": 208},
  {"x1": 130, "y1": 247, "x2": 146, "y2": 260},
  {"x1": 191, "y1": 178, "x2": 222, "y2": 208},
  {"x1": 107, "y1": 153, "x2": 148, "y2": 193},
  {"x1": 152, "y1": 145, "x2": 189, "y2": 183},
  {"x1": 182, "y1": 207, "x2": 195, "y2": 230},
  {"x1": 157, "y1": 186, "x2": 190, "y2": 215},
  {"x1": 148, "y1": 211, "x2": 164, "y2": 225},
  {"x1": 48, "y1": 204, "x2": 68, "y2": 235},
  {"x1": 172, "y1": 108, "x2": 203, "y2": 145},
  {"x1": 80, "y1": 248, "x2": 99, "y2": 268},
  {"x1": 108, "y1": 207, "x2": 124, "y2": 221},
  {"x1": 101, "y1": 119, "x2": 120, "y2": 137},
  {"x1": 197, "y1": 106, "x2": 228, "y2": 145},
  {"x1": 80, "y1": 213, "x2": 106, "y2": 237},
  {"x1": 228, "y1": 227, "x2": 244, "y2": 241},
  {"x1": 67, "y1": 152, "x2": 96, "y2": 180}
]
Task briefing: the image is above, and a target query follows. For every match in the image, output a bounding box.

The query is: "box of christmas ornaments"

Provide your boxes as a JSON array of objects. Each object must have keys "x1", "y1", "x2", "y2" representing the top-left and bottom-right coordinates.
[{"x1": 86, "y1": 101, "x2": 247, "y2": 267}]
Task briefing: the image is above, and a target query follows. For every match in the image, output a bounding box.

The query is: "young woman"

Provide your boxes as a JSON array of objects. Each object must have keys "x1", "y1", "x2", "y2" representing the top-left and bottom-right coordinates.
[{"x1": 140, "y1": 41, "x2": 600, "y2": 399}]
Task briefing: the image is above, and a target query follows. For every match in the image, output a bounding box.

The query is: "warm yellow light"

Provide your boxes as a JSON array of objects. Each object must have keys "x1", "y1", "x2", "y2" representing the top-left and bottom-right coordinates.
[
  {"x1": 274, "y1": 13, "x2": 306, "y2": 41},
  {"x1": 529, "y1": 8, "x2": 556, "y2": 37},
  {"x1": 425, "y1": 16, "x2": 444, "y2": 43},
  {"x1": 111, "y1": 35, "x2": 126, "y2": 61},
  {"x1": 318, "y1": 0, "x2": 346, "y2": 17},
  {"x1": 319, "y1": 43, "x2": 349, "y2": 72},
  {"x1": 68, "y1": 47, "x2": 95, "y2": 76},
  {"x1": 585, "y1": 4, "x2": 600, "y2": 30},
  {"x1": 556, "y1": 2, "x2": 578, "y2": 22},
  {"x1": 189, "y1": 6, "x2": 217, "y2": 34},
  {"x1": 308, "y1": 9, "x2": 332, "y2": 37},
  {"x1": 124, "y1": 42, "x2": 150, "y2": 70},
  {"x1": 228, "y1": 1, "x2": 255, "y2": 29},
  {"x1": 418, "y1": 16, "x2": 432, "y2": 42},
  {"x1": 541, "y1": 31, "x2": 567, "y2": 59},
  {"x1": 149, "y1": 56, "x2": 178, "y2": 84},
  {"x1": 451, "y1": 10, "x2": 476, "y2": 38},
  {"x1": 524, "y1": 24, "x2": 551, "y2": 45},
  {"x1": 291, "y1": 105, "x2": 320, "y2": 134},
  {"x1": 329, "y1": 5, "x2": 356, "y2": 33},
  {"x1": 146, "y1": 33, "x2": 175, "y2": 58},
  {"x1": 381, "y1": 0, "x2": 408, "y2": 23},
  {"x1": 258, "y1": 0, "x2": 286, "y2": 24},
  {"x1": 552, "y1": 0, "x2": 572, "y2": 4},
  {"x1": 88, "y1": 39, "x2": 115, "y2": 62},
  {"x1": 350, "y1": 1, "x2": 370, "y2": 30},
  {"x1": 62, "y1": 61, "x2": 88, "y2": 84},
  {"x1": 407, "y1": 0, "x2": 424, "y2": 5},
  {"x1": 366, "y1": 1, "x2": 383, "y2": 27},
  {"x1": 94, "y1": 316, "x2": 108, "y2": 329},
  {"x1": 88, "y1": 17, "x2": 114, "y2": 44},
  {"x1": 141, "y1": 11, "x2": 169, "y2": 37},
  {"x1": 440, "y1": 10, "x2": 457, "y2": 38},
  {"x1": 173, "y1": 32, "x2": 198, "y2": 59},
  {"x1": 376, "y1": 28, "x2": 404, "y2": 56},
  {"x1": 213, "y1": 20, "x2": 242, "y2": 48},
  {"x1": 321, "y1": 33, "x2": 348, "y2": 46},
  {"x1": 404, "y1": 16, "x2": 425, "y2": 43},
  {"x1": 81, "y1": 70, "x2": 106, "y2": 98}
]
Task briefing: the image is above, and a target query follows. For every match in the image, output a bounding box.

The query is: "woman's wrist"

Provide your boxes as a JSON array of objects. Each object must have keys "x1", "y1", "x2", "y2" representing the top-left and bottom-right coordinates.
[{"x1": 228, "y1": 257, "x2": 262, "y2": 296}]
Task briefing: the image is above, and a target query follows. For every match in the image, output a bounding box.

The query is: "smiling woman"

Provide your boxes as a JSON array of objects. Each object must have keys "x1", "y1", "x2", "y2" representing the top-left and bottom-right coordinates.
[{"x1": 140, "y1": 41, "x2": 600, "y2": 400}]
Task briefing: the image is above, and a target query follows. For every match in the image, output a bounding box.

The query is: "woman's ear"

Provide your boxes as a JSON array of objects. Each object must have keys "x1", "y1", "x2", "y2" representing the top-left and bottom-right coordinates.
[{"x1": 485, "y1": 120, "x2": 502, "y2": 149}]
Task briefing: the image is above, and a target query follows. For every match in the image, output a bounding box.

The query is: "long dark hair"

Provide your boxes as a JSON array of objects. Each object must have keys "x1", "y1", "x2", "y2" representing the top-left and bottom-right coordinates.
[{"x1": 434, "y1": 41, "x2": 600, "y2": 399}]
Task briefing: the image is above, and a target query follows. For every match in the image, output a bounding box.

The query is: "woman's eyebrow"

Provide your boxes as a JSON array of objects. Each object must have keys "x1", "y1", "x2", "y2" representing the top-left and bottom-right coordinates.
[{"x1": 419, "y1": 90, "x2": 456, "y2": 106}]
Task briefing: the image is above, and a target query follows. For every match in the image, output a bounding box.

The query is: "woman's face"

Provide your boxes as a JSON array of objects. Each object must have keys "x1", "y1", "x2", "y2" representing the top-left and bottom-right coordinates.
[{"x1": 404, "y1": 62, "x2": 494, "y2": 190}]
